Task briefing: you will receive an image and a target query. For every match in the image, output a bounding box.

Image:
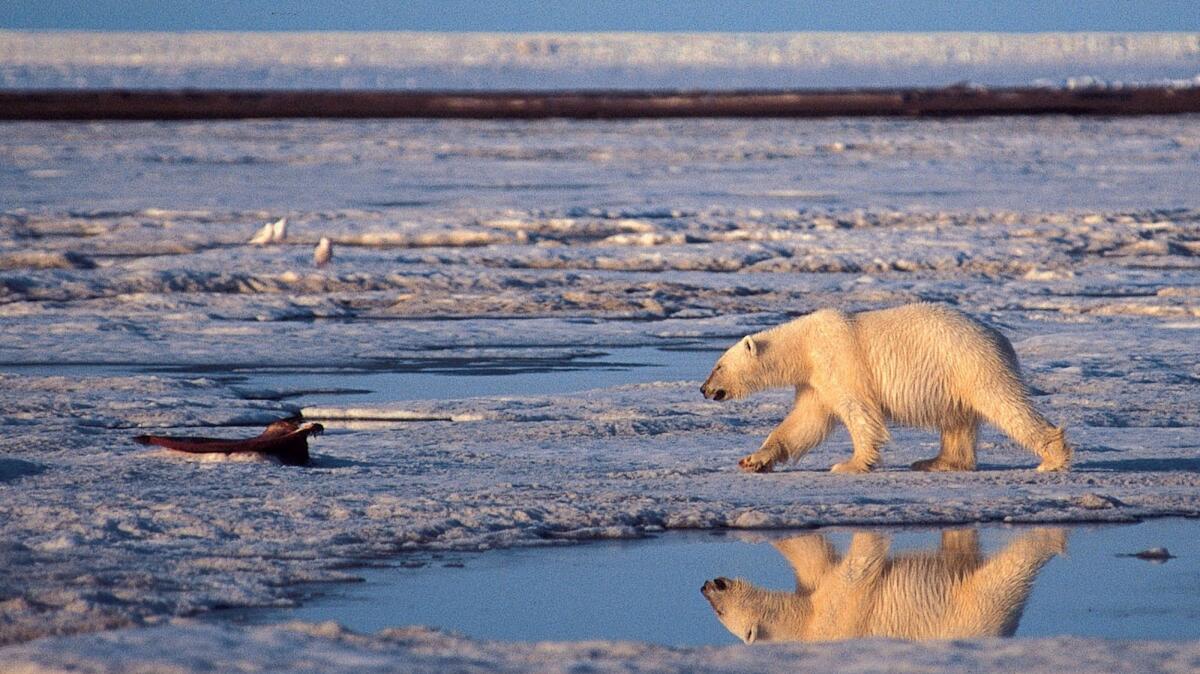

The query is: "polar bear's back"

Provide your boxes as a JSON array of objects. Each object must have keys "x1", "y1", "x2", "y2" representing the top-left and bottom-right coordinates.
[{"x1": 849, "y1": 304, "x2": 1024, "y2": 428}]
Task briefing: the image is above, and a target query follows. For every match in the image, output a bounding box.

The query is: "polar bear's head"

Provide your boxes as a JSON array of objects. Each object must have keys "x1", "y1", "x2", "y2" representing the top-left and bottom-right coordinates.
[
  {"x1": 701, "y1": 576, "x2": 800, "y2": 643},
  {"x1": 701, "y1": 336, "x2": 763, "y2": 401}
]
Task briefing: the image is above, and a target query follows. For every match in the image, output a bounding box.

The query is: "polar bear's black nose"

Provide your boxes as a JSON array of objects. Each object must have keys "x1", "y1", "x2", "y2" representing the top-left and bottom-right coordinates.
[{"x1": 703, "y1": 577, "x2": 730, "y2": 594}]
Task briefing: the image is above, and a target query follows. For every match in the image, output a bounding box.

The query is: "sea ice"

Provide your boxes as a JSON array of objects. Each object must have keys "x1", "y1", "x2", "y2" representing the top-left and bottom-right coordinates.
[
  {"x1": 0, "y1": 115, "x2": 1198, "y2": 671},
  {"x1": 2, "y1": 31, "x2": 1198, "y2": 90}
]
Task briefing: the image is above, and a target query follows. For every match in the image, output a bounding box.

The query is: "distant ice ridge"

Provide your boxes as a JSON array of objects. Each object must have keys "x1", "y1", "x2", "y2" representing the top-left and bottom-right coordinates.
[{"x1": 1, "y1": 31, "x2": 1198, "y2": 89}]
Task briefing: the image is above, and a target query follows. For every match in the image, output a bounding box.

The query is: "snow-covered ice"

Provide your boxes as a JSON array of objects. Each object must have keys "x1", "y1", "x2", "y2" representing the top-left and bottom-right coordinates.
[
  {"x1": 7, "y1": 622, "x2": 1200, "y2": 674},
  {"x1": 3, "y1": 31, "x2": 1200, "y2": 90},
  {"x1": 1, "y1": 114, "x2": 1200, "y2": 670}
]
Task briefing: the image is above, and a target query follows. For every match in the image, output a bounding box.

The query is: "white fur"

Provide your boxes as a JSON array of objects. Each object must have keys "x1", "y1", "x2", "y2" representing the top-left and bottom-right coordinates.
[{"x1": 701, "y1": 303, "x2": 1070, "y2": 473}]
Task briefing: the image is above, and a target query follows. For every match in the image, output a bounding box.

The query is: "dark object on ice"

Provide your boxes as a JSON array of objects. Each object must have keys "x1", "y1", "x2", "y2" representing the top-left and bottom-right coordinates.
[
  {"x1": 1117, "y1": 547, "x2": 1175, "y2": 563},
  {"x1": 3, "y1": 86, "x2": 1200, "y2": 121},
  {"x1": 134, "y1": 419, "x2": 323, "y2": 466}
]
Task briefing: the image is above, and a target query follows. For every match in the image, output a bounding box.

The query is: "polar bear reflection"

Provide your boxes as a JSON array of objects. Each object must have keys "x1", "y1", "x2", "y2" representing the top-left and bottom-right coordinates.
[{"x1": 702, "y1": 529, "x2": 1065, "y2": 643}]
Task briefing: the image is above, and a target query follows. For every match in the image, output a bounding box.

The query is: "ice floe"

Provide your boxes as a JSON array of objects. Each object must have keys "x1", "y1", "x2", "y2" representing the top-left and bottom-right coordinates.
[{"x1": 0, "y1": 115, "x2": 1199, "y2": 671}]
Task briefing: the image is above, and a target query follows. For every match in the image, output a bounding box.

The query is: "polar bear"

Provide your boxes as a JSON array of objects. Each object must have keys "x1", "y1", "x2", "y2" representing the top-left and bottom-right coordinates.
[
  {"x1": 700, "y1": 303, "x2": 1070, "y2": 473},
  {"x1": 701, "y1": 528, "x2": 1066, "y2": 643}
]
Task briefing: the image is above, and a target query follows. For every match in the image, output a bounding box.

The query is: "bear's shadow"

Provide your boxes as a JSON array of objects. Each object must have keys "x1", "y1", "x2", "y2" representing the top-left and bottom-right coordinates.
[{"x1": 1075, "y1": 458, "x2": 1200, "y2": 473}]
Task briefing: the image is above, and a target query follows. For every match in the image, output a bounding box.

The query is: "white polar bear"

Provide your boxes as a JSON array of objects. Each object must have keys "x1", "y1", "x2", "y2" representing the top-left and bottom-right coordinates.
[{"x1": 700, "y1": 303, "x2": 1070, "y2": 473}]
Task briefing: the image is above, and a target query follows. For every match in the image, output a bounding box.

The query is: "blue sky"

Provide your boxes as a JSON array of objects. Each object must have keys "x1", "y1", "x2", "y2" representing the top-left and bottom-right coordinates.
[{"x1": 4, "y1": 0, "x2": 1200, "y2": 32}]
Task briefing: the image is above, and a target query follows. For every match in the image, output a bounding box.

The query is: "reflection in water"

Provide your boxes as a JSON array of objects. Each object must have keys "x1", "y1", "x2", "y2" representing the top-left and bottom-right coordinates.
[
  {"x1": 702, "y1": 529, "x2": 1066, "y2": 643},
  {"x1": 215, "y1": 521, "x2": 1200, "y2": 644}
]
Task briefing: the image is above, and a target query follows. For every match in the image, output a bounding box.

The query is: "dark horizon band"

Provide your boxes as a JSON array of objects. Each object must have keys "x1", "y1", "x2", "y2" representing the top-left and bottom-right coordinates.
[{"x1": 2, "y1": 86, "x2": 1199, "y2": 120}]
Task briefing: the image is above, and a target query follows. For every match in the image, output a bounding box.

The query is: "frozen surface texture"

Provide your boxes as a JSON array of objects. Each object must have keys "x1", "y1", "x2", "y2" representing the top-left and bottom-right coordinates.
[
  {"x1": 7, "y1": 621, "x2": 1200, "y2": 674},
  {"x1": 1, "y1": 116, "x2": 1200, "y2": 671},
  {"x1": 2, "y1": 31, "x2": 1200, "y2": 90}
]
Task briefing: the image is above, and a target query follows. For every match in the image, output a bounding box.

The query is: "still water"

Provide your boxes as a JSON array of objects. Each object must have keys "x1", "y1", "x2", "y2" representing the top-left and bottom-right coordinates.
[
  {"x1": 219, "y1": 519, "x2": 1200, "y2": 646},
  {"x1": 0, "y1": 345, "x2": 722, "y2": 406}
]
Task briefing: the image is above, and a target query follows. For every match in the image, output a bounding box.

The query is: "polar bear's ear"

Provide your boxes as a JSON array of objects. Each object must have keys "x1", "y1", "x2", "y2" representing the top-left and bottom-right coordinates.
[{"x1": 741, "y1": 336, "x2": 758, "y2": 357}]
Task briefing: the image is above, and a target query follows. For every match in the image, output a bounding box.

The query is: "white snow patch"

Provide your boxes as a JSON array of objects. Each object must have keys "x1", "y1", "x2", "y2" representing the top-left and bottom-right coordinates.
[
  {"x1": 3, "y1": 31, "x2": 1198, "y2": 90},
  {"x1": 3, "y1": 621, "x2": 1200, "y2": 674}
]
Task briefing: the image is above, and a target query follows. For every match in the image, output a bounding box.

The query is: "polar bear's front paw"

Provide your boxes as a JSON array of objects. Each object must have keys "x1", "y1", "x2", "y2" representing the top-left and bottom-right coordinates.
[
  {"x1": 830, "y1": 460, "x2": 872, "y2": 474},
  {"x1": 738, "y1": 454, "x2": 775, "y2": 473}
]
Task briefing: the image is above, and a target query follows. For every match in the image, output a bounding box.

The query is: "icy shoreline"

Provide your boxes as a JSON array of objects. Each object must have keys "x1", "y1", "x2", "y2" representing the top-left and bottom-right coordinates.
[
  {"x1": 8, "y1": 621, "x2": 1200, "y2": 674},
  {"x1": 2, "y1": 116, "x2": 1199, "y2": 669},
  {"x1": 1, "y1": 339, "x2": 1197, "y2": 648}
]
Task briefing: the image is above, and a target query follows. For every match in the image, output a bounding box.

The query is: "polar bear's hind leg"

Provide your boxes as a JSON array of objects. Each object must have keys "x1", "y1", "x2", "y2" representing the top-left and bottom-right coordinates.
[
  {"x1": 971, "y1": 382, "x2": 1071, "y2": 472},
  {"x1": 912, "y1": 417, "x2": 979, "y2": 471}
]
